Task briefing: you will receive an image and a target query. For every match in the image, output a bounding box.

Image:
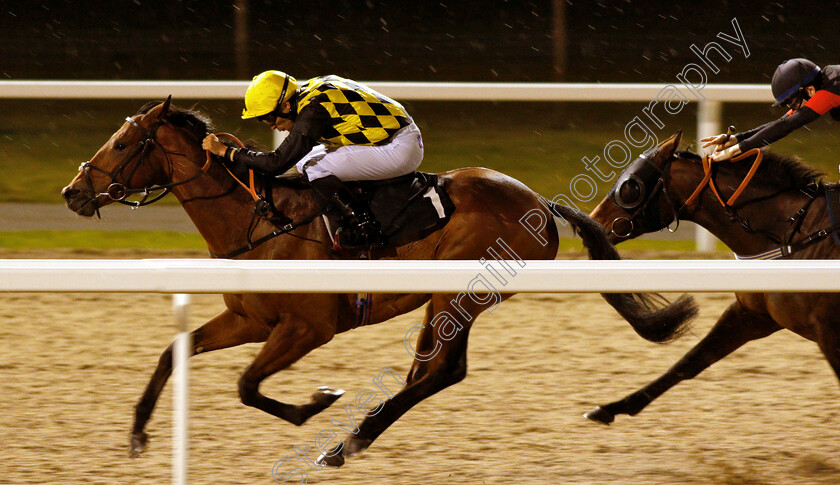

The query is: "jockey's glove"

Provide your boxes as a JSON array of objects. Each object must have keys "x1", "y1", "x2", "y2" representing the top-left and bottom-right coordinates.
[{"x1": 710, "y1": 143, "x2": 742, "y2": 162}]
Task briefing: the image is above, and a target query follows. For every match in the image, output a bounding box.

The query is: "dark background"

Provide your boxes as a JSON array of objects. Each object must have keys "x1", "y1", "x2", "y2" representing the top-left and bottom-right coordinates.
[
  {"x1": 2, "y1": 0, "x2": 839, "y2": 208},
  {"x1": 1, "y1": 0, "x2": 837, "y2": 83}
]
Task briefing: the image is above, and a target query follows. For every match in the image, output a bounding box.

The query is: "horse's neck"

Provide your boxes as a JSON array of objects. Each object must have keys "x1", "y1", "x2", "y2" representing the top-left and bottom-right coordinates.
[
  {"x1": 166, "y1": 165, "x2": 247, "y2": 253},
  {"x1": 685, "y1": 189, "x2": 820, "y2": 255},
  {"x1": 169, "y1": 163, "x2": 322, "y2": 257}
]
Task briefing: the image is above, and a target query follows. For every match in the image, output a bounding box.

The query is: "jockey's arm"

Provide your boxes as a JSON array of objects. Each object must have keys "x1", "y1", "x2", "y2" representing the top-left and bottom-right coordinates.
[
  {"x1": 737, "y1": 106, "x2": 820, "y2": 152},
  {"x1": 733, "y1": 122, "x2": 770, "y2": 144},
  {"x1": 231, "y1": 105, "x2": 330, "y2": 176},
  {"x1": 737, "y1": 90, "x2": 840, "y2": 152}
]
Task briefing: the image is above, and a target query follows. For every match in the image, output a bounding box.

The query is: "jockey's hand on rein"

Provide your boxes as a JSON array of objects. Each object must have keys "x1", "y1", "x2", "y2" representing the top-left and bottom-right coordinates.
[
  {"x1": 202, "y1": 134, "x2": 227, "y2": 158},
  {"x1": 709, "y1": 143, "x2": 742, "y2": 162}
]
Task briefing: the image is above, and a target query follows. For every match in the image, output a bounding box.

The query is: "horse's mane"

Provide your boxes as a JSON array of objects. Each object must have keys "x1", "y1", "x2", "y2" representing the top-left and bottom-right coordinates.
[
  {"x1": 136, "y1": 101, "x2": 312, "y2": 192},
  {"x1": 676, "y1": 149, "x2": 825, "y2": 189},
  {"x1": 136, "y1": 101, "x2": 214, "y2": 143}
]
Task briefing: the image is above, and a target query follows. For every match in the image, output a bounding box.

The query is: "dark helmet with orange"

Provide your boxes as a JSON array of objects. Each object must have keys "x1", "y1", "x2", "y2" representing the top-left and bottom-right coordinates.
[{"x1": 771, "y1": 58, "x2": 821, "y2": 107}]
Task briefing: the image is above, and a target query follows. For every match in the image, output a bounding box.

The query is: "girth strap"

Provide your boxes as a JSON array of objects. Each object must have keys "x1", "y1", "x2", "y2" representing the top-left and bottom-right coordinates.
[{"x1": 734, "y1": 224, "x2": 840, "y2": 260}]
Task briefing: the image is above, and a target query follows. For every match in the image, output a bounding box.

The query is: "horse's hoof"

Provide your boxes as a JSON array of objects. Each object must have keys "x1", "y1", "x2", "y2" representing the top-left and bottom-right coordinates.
[
  {"x1": 343, "y1": 437, "x2": 372, "y2": 457},
  {"x1": 583, "y1": 406, "x2": 614, "y2": 425},
  {"x1": 312, "y1": 386, "x2": 345, "y2": 406},
  {"x1": 129, "y1": 431, "x2": 149, "y2": 458},
  {"x1": 315, "y1": 450, "x2": 345, "y2": 468}
]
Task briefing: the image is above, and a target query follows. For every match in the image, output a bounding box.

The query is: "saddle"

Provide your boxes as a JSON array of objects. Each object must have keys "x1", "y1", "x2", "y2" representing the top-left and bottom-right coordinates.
[
  {"x1": 323, "y1": 172, "x2": 456, "y2": 249},
  {"x1": 223, "y1": 159, "x2": 456, "y2": 254}
]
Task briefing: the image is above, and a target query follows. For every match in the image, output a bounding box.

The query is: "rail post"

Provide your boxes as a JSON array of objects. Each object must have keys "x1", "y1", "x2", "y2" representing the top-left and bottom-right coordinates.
[
  {"x1": 695, "y1": 101, "x2": 722, "y2": 252},
  {"x1": 172, "y1": 293, "x2": 191, "y2": 485}
]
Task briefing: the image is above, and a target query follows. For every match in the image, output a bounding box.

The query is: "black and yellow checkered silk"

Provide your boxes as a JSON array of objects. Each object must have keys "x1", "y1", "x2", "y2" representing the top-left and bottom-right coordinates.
[{"x1": 297, "y1": 76, "x2": 410, "y2": 147}]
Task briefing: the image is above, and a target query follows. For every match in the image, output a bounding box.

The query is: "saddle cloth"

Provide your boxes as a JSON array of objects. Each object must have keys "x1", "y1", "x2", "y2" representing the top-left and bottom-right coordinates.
[{"x1": 325, "y1": 172, "x2": 456, "y2": 248}]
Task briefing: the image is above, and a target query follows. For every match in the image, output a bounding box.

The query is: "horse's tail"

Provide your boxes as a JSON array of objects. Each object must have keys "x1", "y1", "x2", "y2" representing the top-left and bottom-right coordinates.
[{"x1": 548, "y1": 202, "x2": 697, "y2": 343}]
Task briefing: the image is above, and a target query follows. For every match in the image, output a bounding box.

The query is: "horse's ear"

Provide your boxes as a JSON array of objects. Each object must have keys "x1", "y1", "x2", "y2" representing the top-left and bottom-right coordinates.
[
  {"x1": 656, "y1": 130, "x2": 682, "y2": 160},
  {"x1": 159, "y1": 95, "x2": 172, "y2": 118}
]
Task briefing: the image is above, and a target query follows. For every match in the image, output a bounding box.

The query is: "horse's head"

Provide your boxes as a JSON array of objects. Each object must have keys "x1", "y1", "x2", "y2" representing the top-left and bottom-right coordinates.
[
  {"x1": 591, "y1": 131, "x2": 683, "y2": 242},
  {"x1": 592, "y1": 129, "x2": 827, "y2": 246},
  {"x1": 62, "y1": 96, "x2": 206, "y2": 217}
]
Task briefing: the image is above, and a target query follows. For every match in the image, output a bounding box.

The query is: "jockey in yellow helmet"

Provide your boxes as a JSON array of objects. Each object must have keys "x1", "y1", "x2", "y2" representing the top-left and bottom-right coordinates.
[{"x1": 203, "y1": 70, "x2": 424, "y2": 249}]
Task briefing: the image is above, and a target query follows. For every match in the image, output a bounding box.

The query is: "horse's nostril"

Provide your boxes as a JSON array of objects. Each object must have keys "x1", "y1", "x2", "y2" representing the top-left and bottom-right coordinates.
[{"x1": 62, "y1": 187, "x2": 80, "y2": 202}]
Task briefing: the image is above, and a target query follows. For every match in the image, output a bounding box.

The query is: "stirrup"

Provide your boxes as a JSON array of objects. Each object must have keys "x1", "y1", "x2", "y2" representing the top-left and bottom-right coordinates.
[{"x1": 336, "y1": 220, "x2": 383, "y2": 249}]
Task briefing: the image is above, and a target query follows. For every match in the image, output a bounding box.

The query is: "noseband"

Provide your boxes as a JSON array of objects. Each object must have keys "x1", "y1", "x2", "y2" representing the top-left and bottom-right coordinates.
[{"x1": 78, "y1": 116, "x2": 210, "y2": 216}]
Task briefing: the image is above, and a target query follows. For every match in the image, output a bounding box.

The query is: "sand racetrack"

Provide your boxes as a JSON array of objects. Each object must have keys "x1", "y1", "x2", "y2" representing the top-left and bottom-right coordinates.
[{"x1": 2, "y1": 248, "x2": 839, "y2": 484}]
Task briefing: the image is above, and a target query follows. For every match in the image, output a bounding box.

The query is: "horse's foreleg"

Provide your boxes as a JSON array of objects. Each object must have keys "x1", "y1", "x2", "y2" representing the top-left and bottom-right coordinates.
[
  {"x1": 237, "y1": 312, "x2": 342, "y2": 426},
  {"x1": 319, "y1": 295, "x2": 480, "y2": 467},
  {"x1": 585, "y1": 301, "x2": 781, "y2": 425},
  {"x1": 130, "y1": 309, "x2": 270, "y2": 457}
]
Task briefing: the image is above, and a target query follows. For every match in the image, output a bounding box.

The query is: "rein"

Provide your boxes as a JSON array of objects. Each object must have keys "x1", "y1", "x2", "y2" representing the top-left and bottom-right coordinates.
[
  {"x1": 679, "y1": 148, "x2": 834, "y2": 259},
  {"x1": 208, "y1": 208, "x2": 325, "y2": 259},
  {"x1": 684, "y1": 148, "x2": 764, "y2": 207},
  {"x1": 680, "y1": 148, "x2": 788, "y2": 243},
  {"x1": 207, "y1": 133, "x2": 260, "y2": 203}
]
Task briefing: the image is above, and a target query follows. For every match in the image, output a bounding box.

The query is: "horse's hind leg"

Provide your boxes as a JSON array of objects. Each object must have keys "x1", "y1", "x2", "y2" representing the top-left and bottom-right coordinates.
[
  {"x1": 130, "y1": 309, "x2": 270, "y2": 457},
  {"x1": 319, "y1": 294, "x2": 485, "y2": 467},
  {"x1": 585, "y1": 300, "x2": 781, "y2": 425}
]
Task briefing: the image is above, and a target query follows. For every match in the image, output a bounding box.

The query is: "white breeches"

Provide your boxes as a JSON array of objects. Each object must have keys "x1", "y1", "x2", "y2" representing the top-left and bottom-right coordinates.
[{"x1": 295, "y1": 122, "x2": 424, "y2": 182}]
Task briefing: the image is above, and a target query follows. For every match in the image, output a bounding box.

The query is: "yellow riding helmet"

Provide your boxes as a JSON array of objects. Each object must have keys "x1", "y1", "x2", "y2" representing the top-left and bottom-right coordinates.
[{"x1": 241, "y1": 70, "x2": 298, "y2": 119}]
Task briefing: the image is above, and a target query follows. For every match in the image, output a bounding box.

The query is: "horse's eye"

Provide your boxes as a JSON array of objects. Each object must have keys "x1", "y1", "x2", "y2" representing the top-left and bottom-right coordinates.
[{"x1": 115, "y1": 142, "x2": 127, "y2": 151}]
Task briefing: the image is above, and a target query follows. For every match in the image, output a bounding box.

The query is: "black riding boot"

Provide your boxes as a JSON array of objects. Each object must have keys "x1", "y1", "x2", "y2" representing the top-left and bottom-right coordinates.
[{"x1": 309, "y1": 175, "x2": 383, "y2": 249}]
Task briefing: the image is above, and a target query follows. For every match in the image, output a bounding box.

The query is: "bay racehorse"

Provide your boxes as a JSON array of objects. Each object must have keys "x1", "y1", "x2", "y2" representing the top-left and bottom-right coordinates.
[
  {"x1": 61, "y1": 98, "x2": 696, "y2": 466},
  {"x1": 585, "y1": 130, "x2": 840, "y2": 425}
]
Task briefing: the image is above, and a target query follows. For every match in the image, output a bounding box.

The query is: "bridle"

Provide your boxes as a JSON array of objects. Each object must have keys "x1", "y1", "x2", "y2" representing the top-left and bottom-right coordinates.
[
  {"x1": 680, "y1": 148, "x2": 805, "y2": 244},
  {"x1": 75, "y1": 105, "x2": 326, "y2": 257},
  {"x1": 607, "y1": 148, "x2": 680, "y2": 239},
  {"x1": 684, "y1": 148, "x2": 765, "y2": 208},
  {"x1": 77, "y1": 115, "x2": 211, "y2": 217},
  {"x1": 607, "y1": 148, "x2": 767, "y2": 239},
  {"x1": 683, "y1": 148, "x2": 834, "y2": 259},
  {"x1": 609, "y1": 147, "x2": 833, "y2": 259}
]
